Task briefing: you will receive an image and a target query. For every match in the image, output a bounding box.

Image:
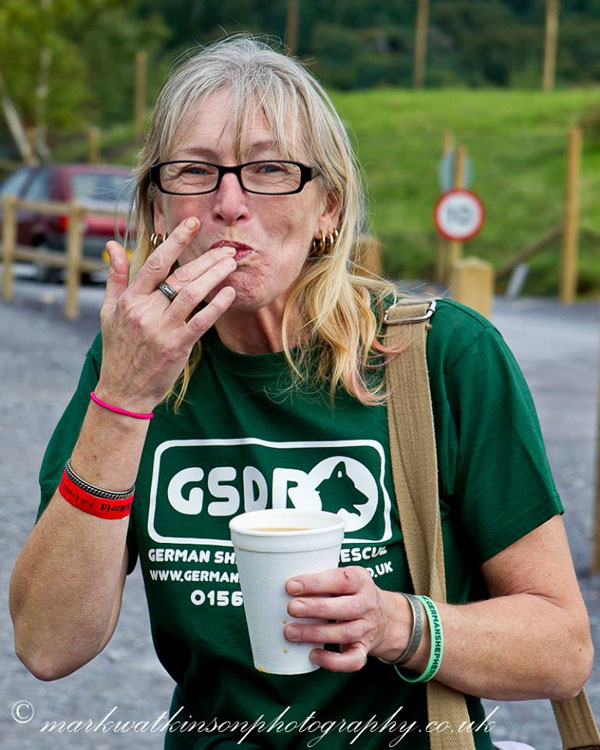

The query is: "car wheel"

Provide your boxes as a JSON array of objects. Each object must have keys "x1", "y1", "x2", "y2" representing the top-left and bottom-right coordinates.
[
  {"x1": 34, "y1": 263, "x2": 63, "y2": 284},
  {"x1": 32, "y1": 239, "x2": 63, "y2": 284}
]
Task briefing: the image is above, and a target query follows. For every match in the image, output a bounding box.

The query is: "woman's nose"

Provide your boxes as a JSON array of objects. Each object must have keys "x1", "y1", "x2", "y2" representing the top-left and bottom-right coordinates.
[{"x1": 212, "y1": 172, "x2": 249, "y2": 224}]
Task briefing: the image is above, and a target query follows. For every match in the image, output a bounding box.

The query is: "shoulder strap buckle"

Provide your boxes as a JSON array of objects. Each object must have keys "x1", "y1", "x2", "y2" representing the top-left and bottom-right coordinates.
[{"x1": 384, "y1": 299, "x2": 437, "y2": 326}]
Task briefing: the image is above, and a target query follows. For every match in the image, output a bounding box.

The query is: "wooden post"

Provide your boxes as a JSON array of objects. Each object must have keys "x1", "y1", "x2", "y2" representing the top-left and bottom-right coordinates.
[
  {"x1": 450, "y1": 257, "x2": 494, "y2": 319},
  {"x1": 286, "y1": 0, "x2": 299, "y2": 57},
  {"x1": 413, "y1": 0, "x2": 429, "y2": 89},
  {"x1": 357, "y1": 235, "x2": 382, "y2": 277},
  {"x1": 543, "y1": 0, "x2": 559, "y2": 92},
  {"x1": 65, "y1": 202, "x2": 84, "y2": 320},
  {"x1": 447, "y1": 144, "x2": 467, "y2": 275},
  {"x1": 89, "y1": 126, "x2": 100, "y2": 164},
  {"x1": 1, "y1": 194, "x2": 17, "y2": 301},
  {"x1": 594, "y1": 333, "x2": 600, "y2": 572},
  {"x1": 134, "y1": 50, "x2": 148, "y2": 145},
  {"x1": 435, "y1": 131, "x2": 454, "y2": 284},
  {"x1": 560, "y1": 127, "x2": 581, "y2": 304}
]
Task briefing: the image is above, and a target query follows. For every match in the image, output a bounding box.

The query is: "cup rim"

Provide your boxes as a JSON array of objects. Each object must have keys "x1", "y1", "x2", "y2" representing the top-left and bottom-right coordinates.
[{"x1": 229, "y1": 508, "x2": 345, "y2": 536}]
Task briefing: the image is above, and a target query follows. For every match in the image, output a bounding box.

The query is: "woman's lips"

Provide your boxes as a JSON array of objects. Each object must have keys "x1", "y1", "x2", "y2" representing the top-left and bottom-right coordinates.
[{"x1": 209, "y1": 239, "x2": 255, "y2": 260}]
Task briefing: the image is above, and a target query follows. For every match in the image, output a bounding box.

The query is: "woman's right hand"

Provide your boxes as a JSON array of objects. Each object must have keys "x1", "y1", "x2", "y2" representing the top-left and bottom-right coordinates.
[{"x1": 95, "y1": 217, "x2": 237, "y2": 413}]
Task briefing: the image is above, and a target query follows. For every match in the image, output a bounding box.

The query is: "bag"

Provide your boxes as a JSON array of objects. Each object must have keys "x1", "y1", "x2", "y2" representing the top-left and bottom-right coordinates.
[{"x1": 384, "y1": 298, "x2": 600, "y2": 750}]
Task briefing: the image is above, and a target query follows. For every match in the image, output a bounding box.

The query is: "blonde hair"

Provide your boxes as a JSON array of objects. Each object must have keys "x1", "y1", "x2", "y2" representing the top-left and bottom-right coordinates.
[{"x1": 129, "y1": 35, "x2": 403, "y2": 408}]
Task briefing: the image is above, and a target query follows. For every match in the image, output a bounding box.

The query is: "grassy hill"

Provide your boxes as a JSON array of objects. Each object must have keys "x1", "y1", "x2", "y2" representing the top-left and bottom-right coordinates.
[
  {"x1": 332, "y1": 88, "x2": 600, "y2": 297},
  {"x1": 51, "y1": 87, "x2": 600, "y2": 297}
]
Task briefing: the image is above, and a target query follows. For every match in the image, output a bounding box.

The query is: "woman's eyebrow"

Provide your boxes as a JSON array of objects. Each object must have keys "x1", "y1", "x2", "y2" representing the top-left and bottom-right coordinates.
[
  {"x1": 175, "y1": 140, "x2": 284, "y2": 161},
  {"x1": 174, "y1": 146, "x2": 221, "y2": 160},
  {"x1": 244, "y1": 140, "x2": 284, "y2": 158}
]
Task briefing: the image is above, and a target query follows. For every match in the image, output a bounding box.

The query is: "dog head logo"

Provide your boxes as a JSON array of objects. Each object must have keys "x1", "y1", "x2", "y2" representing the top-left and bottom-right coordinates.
[{"x1": 287, "y1": 456, "x2": 378, "y2": 532}]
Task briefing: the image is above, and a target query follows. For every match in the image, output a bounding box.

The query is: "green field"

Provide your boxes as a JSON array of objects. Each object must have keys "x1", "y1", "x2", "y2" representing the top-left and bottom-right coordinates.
[
  {"x1": 331, "y1": 88, "x2": 600, "y2": 296},
  {"x1": 53, "y1": 87, "x2": 600, "y2": 296}
]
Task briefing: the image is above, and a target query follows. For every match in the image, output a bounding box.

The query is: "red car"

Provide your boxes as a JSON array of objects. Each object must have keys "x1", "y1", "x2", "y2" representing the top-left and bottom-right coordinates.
[{"x1": 0, "y1": 163, "x2": 133, "y2": 281}]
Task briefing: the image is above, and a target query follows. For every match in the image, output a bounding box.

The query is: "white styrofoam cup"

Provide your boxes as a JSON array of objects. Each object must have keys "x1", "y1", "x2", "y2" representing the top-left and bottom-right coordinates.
[{"x1": 229, "y1": 508, "x2": 345, "y2": 675}]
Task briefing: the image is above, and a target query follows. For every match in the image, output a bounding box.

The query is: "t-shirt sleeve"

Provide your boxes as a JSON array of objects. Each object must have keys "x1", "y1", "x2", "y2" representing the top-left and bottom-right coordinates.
[
  {"x1": 36, "y1": 337, "x2": 139, "y2": 574},
  {"x1": 443, "y1": 323, "x2": 564, "y2": 563}
]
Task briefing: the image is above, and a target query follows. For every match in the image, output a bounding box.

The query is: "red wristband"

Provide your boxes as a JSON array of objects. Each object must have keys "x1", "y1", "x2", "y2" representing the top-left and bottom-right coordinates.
[{"x1": 59, "y1": 472, "x2": 133, "y2": 519}]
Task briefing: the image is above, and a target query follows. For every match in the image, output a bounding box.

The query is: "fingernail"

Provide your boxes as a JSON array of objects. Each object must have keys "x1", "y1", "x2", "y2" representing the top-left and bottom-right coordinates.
[
  {"x1": 285, "y1": 625, "x2": 300, "y2": 641},
  {"x1": 221, "y1": 246, "x2": 236, "y2": 255},
  {"x1": 288, "y1": 581, "x2": 303, "y2": 594},
  {"x1": 185, "y1": 217, "x2": 198, "y2": 230},
  {"x1": 291, "y1": 600, "x2": 306, "y2": 614}
]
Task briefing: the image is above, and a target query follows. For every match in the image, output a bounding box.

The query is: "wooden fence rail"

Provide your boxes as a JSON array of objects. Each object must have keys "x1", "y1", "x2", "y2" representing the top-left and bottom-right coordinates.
[
  {"x1": 495, "y1": 224, "x2": 563, "y2": 281},
  {"x1": 1, "y1": 195, "x2": 128, "y2": 319}
]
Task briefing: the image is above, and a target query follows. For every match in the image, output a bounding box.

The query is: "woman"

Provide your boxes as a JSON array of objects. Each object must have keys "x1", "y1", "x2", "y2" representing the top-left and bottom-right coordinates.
[{"x1": 10, "y1": 36, "x2": 593, "y2": 749}]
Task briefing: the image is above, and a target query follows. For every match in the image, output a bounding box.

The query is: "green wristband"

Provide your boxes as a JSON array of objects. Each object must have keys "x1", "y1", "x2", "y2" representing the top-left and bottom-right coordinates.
[{"x1": 394, "y1": 595, "x2": 443, "y2": 683}]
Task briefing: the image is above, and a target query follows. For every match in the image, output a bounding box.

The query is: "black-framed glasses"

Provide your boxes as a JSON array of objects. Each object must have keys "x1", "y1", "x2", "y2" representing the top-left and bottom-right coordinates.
[{"x1": 150, "y1": 160, "x2": 320, "y2": 196}]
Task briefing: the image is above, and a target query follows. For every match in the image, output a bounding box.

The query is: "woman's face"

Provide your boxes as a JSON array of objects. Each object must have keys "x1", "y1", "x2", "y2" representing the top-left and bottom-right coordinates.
[{"x1": 153, "y1": 89, "x2": 338, "y2": 312}]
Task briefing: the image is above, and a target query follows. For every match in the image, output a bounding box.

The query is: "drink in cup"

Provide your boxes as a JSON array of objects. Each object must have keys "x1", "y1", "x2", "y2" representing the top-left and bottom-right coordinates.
[{"x1": 229, "y1": 508, "x2": 345, "y2": 675}]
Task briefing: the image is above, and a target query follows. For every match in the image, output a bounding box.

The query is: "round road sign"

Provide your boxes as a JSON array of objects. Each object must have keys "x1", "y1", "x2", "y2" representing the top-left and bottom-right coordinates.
[{"x1": 433, "y1": 189, "x2": 485, "y2": 242}]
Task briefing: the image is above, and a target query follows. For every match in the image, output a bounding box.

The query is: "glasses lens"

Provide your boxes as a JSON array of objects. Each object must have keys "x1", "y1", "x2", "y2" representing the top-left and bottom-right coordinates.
[
  {"x1": 242, "y1": 161, "x2": 302, "y2": 194},
  {"x1": 159, "y1": 162, "x2": 218, "y2": 194}
]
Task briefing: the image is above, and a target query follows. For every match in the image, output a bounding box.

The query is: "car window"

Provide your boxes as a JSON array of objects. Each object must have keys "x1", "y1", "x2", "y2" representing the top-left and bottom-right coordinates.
[
  {"x1": 23, "y1": 170, "x2": 51, "y2": 201},
  {"x1": 0, "y1": 168, "x2": 33, "y2": 197},
  {"x1": 70, "y1": 172, "x2": 132, "y2": 203}
]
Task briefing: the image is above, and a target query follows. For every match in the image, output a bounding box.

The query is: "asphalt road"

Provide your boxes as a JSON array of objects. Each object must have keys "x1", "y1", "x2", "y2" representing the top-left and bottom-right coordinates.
[{"x1": 1, "y1": 272, "x2": 598, "y2": 749}]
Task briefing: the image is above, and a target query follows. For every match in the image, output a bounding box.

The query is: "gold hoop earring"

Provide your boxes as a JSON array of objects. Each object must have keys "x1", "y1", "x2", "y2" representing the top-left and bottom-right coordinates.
[
  {"x1": 311, "y1": 228, "x2": 338, "y2": 257},
  {"x1": 311, "y1": 230, "x2": 326, "y2": 257},
  {"x1": 326, "y1": 228, "x2": 339, "y2": 251},
  {"x1": 150, "y1": 232, "x2": 168, "y2": 250}
]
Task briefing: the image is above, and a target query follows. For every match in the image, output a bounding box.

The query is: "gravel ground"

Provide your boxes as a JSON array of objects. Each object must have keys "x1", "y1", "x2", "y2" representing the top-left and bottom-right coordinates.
[{"x1": 1, "y1": 272, "x2": 598, "y2": 749}]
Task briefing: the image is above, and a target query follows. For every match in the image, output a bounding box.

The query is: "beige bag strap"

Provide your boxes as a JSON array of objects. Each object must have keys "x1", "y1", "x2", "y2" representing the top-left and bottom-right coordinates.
[{"x1": 384, "y1": 299, "x2": 600, "y2": 750}]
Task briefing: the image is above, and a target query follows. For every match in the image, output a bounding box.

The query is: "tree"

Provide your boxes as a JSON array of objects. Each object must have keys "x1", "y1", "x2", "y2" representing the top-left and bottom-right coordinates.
[{"x1": 0, "y1": 0, "x2": 168, "y2": 137}]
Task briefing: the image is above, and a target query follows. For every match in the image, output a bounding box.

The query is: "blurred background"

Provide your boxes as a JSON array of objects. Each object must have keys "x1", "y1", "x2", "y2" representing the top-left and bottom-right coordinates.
[
  {"x1": 1, "y1": 0, "x2": 599, "y2": 297},
  {"x1": 1, "y1": 4, "x2": 600, "y2": 749}
]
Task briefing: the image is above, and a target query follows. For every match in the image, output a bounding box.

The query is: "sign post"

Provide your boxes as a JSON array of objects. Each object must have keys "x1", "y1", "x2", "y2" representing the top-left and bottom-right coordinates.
[
  {"x1": 438, "y1": 143, "x2": 474, "y2": 281},
  {"x1": 434, "y1": 189, "x2": 488, "y2": 315},
  {"x1": 449, "y1": 145, "x2": 467, "y2": 271},
  {"x1": 435, "y1": 131, "x2": 454, "y2": 283}
]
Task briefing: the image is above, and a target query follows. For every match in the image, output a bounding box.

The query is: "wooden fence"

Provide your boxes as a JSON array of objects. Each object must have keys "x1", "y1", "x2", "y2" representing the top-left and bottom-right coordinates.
[{"x1": 1, "y1": 195, "x2": 127, "y2": 319}]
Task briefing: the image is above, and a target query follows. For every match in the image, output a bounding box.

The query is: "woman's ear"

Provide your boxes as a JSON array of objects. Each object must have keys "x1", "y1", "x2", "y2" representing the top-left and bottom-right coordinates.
[
  {"x1": 152, "y1": 195, "x2": 168, "y2": 235},
  {"x1": 321, "y1": 191, "x2": 340, "y2": 230}
]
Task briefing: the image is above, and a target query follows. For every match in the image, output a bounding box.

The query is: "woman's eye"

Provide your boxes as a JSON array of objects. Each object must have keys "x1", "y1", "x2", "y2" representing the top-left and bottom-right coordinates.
[
  {"x1": 183, "y1": 166, "x2": 210, "y2": 175},
  {"x1": 257, "y1": 162, "x2": 286, "y2": 173}
]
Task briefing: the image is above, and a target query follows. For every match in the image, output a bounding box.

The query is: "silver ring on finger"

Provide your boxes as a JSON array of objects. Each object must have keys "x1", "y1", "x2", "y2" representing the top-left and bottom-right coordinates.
[{"x1": 158, "y1": 281, "x2": 178, "y2": 302}]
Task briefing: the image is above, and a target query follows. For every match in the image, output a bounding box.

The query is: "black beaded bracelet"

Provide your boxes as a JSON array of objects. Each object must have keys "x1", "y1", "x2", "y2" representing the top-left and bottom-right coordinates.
[{"x1": 65, "y1": 459, "x2": 135, "y2": 500}]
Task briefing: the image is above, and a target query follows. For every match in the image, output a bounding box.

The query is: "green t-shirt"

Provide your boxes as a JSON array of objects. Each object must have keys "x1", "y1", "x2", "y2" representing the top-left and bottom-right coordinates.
[{"x1": 37, "y1": 299, "x2": 563, "y2": 750}]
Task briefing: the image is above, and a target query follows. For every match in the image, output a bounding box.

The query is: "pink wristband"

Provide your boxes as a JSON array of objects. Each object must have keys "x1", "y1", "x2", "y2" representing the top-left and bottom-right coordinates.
[{"x1": 90, "y1": 391, "x2": 154, "y2": 420}]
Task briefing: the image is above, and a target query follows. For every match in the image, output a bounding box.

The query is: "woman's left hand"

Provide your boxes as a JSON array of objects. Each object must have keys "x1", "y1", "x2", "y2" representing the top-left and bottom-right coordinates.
[{"x1": 284, "y1": 566, "x2": 408, "y2": 672}]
